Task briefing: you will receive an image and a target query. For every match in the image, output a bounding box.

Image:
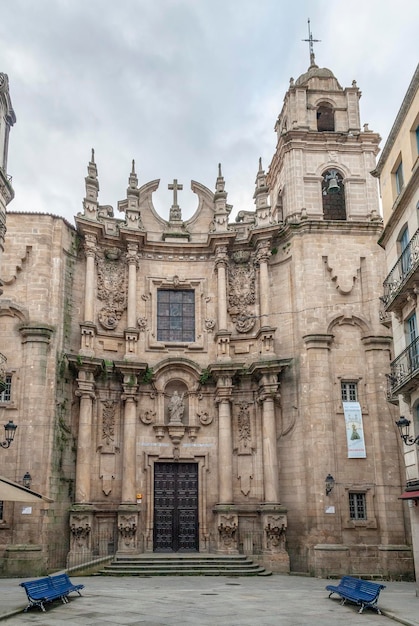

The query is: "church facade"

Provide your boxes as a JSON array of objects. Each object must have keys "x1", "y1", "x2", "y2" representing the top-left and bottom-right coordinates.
[{"x1": 0, "y1": 59, "x2": 414, "y2": 578}]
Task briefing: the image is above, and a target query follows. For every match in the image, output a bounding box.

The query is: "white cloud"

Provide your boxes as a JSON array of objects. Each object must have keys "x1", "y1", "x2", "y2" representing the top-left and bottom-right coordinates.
[{"x1": 0, "y1": 0, "x2": 417, "y2": 224}]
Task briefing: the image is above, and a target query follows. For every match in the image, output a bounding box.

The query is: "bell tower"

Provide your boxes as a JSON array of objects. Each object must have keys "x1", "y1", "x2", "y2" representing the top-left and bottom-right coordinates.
[
  {"x1": 267, "y1": 43, "x2": 381, "y2": 223},
  {"x1": 0, "y1": 73, "x2": 16, "y2": 293}
]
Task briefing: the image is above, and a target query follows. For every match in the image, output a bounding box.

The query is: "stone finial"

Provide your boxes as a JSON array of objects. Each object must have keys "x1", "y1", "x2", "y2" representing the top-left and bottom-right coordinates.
[
  {"x1": 212, "y1": 163, "x2": 230, "y2": 232},
  {"x1": 128, "y1": 159, "x2": 138, "y2": 190},
  {"x1": 254, "y1": 158, "x2": 271, "y2": 226},
  {"x1": 82, "y1": 148, "x2": 99, "y2": 219},
  {"x1": 120, "y1": 159, "x2": 143, "y2": 230}
]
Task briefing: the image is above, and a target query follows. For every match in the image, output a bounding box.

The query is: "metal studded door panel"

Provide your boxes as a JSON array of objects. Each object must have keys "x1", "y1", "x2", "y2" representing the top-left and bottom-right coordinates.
[{"x1": 153, "y1": 462, "x2": 198, "y2": 552}]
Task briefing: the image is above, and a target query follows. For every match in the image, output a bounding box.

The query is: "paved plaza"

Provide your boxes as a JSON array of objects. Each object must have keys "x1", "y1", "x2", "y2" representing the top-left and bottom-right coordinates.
[{"x1": 1, "y1": 575, "x2": 419, "y2": 626}]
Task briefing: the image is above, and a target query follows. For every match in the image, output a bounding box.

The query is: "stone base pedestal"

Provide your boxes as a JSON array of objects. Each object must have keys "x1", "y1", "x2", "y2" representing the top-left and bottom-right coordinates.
[
  {"x1": 2, "y1": 544, "x2": 46, "y2": 577},
  {"x1": 258, "y1": 503, "x2": 289, "y2": 571},
  {"x1": 213, "y1": 505, "x2": 238, "y2": 554},
  {"x1": 117, "y1": 505, "x2": 140, "y2": 554},
  {"x1": 67, "y1": 506, "x2": 94, "y2": 569}
]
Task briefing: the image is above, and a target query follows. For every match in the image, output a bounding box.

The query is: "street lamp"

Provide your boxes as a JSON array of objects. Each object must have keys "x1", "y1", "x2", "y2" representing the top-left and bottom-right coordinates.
[
  {"x1": 325, "y1": 474, "x2": 335, "y2": 496},
  {"x1": 22, "y1": 472, "x2": 32, "y2": 489},
  {"x1": 395, "y1": 416, "x2": 419, "y2": 446},
  {"x1": 0, "y1": 420, "x2": 17, "y2": 449}
]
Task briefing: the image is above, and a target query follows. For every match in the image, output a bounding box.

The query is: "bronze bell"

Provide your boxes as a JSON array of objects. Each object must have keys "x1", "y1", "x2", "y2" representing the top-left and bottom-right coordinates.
[{"x1": 327, "y1": 176, "x2": 340, "y2": 193}]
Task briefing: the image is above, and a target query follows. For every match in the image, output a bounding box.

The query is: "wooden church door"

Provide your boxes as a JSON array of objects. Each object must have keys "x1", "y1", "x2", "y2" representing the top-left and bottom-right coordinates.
[{"x1": 153, "y1": 462, "x2": 199, "y2": 552}]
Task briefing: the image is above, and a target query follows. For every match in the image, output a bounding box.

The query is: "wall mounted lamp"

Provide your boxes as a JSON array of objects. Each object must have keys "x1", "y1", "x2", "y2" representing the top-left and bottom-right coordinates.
[
  {"x1": 325, "y1": 474, "x2": 335, "y2": 496},
  {"x1": 395, "y1": 416, "x2": 419, "y2": 446},
  {"x1": 0, "y1": 420, "x2": 17, "y2": 449},
  {"x1": 23, "y1": 472, "x2": 32, "y2": 489}
]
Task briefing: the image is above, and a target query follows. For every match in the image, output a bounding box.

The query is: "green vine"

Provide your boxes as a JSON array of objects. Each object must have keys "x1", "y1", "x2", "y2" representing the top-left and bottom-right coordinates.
[
  {"x1": 199, "y1": 368, "x2": 213, "y2": 385},
  {"x1": 141, "y1": 367, "x2": 154, "y2": 384}
]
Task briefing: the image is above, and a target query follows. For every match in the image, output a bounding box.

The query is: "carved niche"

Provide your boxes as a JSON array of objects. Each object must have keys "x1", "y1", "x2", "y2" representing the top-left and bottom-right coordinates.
[
  {"x1": 228, "y1": 250, "x2": 256, "y2": 333},
  {"x1": 96, "y1": 247, "x2": 128, "y2": 329}
]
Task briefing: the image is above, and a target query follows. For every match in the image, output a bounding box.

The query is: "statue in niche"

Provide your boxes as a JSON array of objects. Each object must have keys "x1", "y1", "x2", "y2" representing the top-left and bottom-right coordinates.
[{"x1": 168, "y1": 391, "x2": 185, "y2": 424}]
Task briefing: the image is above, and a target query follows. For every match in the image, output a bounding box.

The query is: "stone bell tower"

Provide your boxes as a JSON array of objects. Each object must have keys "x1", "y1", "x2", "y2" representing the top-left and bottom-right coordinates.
[
  {"x1": 264, "y1": 36, "x2": 407, "y2": 576},
  {"x1": 268, "y1": 53, "x2": 381, "y2": 223}
]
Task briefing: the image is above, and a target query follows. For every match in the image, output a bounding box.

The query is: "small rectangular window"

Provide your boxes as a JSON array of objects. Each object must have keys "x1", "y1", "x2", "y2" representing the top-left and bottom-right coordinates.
[
  {"x1": 157, "y1": 289, "x2": 195, "y2": 343},
  {"x1": 395, "y1": 161, "x2": 404, "y2": 195},
  {"x1": 341, "y1": 382, "x2": 358, "y2": 402},
  {"x1": 349, "y1": 492, "x2": 367, "y2": 520},
  {"x1": 0, "y1": 500, "x2": 4, "y2": 521},
  {"x1": 0, "y1": 375, "x2": 12, "y2": 403}
]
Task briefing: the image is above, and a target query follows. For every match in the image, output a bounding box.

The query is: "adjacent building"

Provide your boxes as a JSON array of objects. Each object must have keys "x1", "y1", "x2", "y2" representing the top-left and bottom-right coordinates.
[
  {"x1": 0, "y1": 58, "x2": 413, "y2": 579},
  {"x1": 374, "y1": 63, "x2": 419, "y2": 586}
]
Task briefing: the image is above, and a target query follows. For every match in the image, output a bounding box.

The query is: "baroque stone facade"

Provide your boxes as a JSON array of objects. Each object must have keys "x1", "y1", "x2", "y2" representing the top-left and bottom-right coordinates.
[{"x1": 0, "y1": 59, "x2": 414, "y2": 578}]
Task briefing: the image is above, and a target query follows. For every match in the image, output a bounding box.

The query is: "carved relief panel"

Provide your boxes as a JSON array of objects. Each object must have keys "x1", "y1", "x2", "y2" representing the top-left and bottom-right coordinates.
[
  {"x1": 96, "y1": 247, "x2": 128, "y2": 330},
  {"x1": 228, "y1": 250, "x2": 256, "y2": 333}
]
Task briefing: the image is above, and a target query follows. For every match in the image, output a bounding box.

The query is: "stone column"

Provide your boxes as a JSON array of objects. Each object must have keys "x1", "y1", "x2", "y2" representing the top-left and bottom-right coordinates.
[
  {"x1": 74, "y1": 369, "x2": 96, "y2": 504},
  {"x1": 214, "y1": 374, "x2": 238, "y2": 554},
  {"x1": 256, "y1": 241, "x2": 271, "y2": 327},
  {"x1": 215, "y1": 245, "x2": 228, "y2": 331},
  {"x1": 124, "y1": 243, "x2": 139, "y2": 359},
  {"x1": 80, "y1": 234, "x2": 97, "y2": 356},
  {"x1": 257, "y1": 370, "x2": 289, "y2": 573},
  {"x1": 121, "y1": 393, "x2": 138, "y2": 504},
  {"x1": 118, "y1": 370, "x2": 140, "y2": 553},
  {"x1": 83, "y1": 234, "x2": 97, "y2": 323},
  {"x1": 126, "y1": 246, "x2": 138, "y2": 328},
  {"x1": 259, "y1": 373, "x2": 280, "y2": 504},
  {"x1": 218, "y1": 399, "x2": 233, "y2": 504}
]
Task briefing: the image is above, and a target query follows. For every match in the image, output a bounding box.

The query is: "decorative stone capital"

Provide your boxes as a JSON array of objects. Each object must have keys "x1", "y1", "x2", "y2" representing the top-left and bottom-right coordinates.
[
  {"x1": 83, "y1": 233, "x2": 97, "y2": 257},
  {"x1": 19, "y1": 324, "x2": 54, "y2": 345},
  {"x1": 303, "y1": 333, "x2": 334, "y2": 350}
]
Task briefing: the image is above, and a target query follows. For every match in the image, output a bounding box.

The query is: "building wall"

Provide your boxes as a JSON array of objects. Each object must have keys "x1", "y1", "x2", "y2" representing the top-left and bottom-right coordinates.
[{"x1": 376, "y1": 64, "x2": 419, "y2": 589}]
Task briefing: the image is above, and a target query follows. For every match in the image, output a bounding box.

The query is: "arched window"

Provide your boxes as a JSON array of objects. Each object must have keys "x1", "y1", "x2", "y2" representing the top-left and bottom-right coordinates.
[
  {"x1": 322, "y1": 169, "x2": 346, "y2": 220},
  {"x1": 317, "y1": 103, "x2": 335, "y2": 132}
]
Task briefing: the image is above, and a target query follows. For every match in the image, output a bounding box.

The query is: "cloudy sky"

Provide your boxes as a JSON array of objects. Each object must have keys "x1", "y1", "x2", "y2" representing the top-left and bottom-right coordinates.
[{"x1": 1, "y1": 0, "x2": 418, "y2": 224}]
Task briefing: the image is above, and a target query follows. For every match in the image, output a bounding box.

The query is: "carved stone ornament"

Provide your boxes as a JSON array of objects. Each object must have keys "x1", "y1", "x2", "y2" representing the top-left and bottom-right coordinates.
[
  {"x1": 237, "y1": 402, "x2": 251, "y2": 449},
  {"x1": 218, "y1": 521, "x2": 237, "y2": 546},
  {"x1": 97, "y1": 248, "x2": 128, "y2": 329},
  {"x1": 265, "y1": 522, "x2": 286, "y2": 551},
  {"x1": 118, "y1": 515, "x2": 137, "y2": 548},
  {"x1": 228, "y1": 252, "x2": 256, "y2": 333},
  {"x1": 70, "y1": 518, "x2": 91, "y2": 549},
  {"x1": 204, "y1": 318, "x2": 216, "y2": 332},
  {"x1": 102, "y1": 400, "x2": 115, "y2": 445},
  {"x1": 137, "y1": 316, "x2": 147, "y2": 330},
  {"x1": 140, "y1": 409, "x2": 156, "y2": 425},
  {"x1": 197, "y1": 410, "x2": 213, "y2": 426}
]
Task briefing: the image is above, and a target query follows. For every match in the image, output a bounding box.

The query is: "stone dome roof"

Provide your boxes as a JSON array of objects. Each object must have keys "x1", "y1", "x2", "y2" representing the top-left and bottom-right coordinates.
[{"x1": 295, "y1": 64, "x2": 337, "y2": 87}]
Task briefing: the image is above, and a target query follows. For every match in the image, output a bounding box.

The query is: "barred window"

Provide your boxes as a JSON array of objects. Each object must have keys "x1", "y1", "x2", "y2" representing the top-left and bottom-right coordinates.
[
  {"x1": 341, "y1": 382, "x2": 358, "y2": 402},
  {"x1": 0, "y1": 375, "x2": 12, "y2": 403},
  {"x1": 157, "y1": 290, "x2": 195, "y2": 343},
  {"x1": 349, "y1": 492, "x2": 366, "y2": 520}
]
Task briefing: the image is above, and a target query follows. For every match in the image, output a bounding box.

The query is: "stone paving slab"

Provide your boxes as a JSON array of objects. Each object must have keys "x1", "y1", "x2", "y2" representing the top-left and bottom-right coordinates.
[{"x1": 1, "y1": 575, "x2": 418, "y2": 626}]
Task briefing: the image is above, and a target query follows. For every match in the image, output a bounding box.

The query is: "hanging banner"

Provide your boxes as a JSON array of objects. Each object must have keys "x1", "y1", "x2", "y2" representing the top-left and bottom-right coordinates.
[{"x1": 343, "y1": 402, "x2": 366, "y2": 458}]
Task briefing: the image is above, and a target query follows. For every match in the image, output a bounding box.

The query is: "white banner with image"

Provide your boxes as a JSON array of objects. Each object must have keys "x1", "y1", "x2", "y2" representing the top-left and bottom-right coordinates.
[{"x1": 343, "y1": 401, "x2": 366, "y2": 458}]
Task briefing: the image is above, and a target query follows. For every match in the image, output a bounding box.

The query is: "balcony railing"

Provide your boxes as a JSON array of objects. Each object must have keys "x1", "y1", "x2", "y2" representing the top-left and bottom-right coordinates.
[
  {"x1": 383, "y1": 227, "x2": 419, "y2": 309},
  {"x1": 389, "y1": 335, "x2": 419, "y2": 395}
]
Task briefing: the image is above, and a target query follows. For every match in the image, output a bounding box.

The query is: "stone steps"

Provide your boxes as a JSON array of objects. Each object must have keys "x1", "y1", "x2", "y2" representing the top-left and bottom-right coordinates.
[{"x1": 98, "y1": 554, "x2": 271, "y2": 577}]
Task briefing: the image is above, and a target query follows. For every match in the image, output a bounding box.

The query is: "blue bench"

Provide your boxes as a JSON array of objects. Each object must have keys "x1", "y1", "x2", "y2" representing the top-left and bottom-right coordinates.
[
  {"x1": 20, "y1": 573, "x2": 84, "y2": 612},
  {"x1": 326, "y1": 576, "x2": 386, "y2": 614}
]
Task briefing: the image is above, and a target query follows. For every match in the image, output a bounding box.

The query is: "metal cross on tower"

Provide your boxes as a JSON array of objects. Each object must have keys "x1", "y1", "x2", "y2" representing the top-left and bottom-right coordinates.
[
  {"x1": 302, "y1": 18, "x2": 321, "y2": 66},
  {"x1": 168, "y1": 179, "x2": 183, "y2": 207}
]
